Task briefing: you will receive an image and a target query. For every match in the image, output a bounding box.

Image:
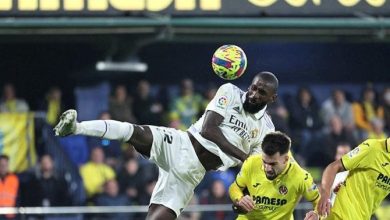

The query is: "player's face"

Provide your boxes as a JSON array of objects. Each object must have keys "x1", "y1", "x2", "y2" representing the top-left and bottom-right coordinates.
[
  {"x1": 244, "y1": 77, "x2": 277, "y2": 114},
  {"x1": 262, "y1": 153, "x2": 288, "y2": 180}
]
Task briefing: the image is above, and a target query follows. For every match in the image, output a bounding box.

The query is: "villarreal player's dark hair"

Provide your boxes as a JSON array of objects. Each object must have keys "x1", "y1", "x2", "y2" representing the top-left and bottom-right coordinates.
[{"x1": 261, "y1": 131, "x2": 291, "y2": 156}]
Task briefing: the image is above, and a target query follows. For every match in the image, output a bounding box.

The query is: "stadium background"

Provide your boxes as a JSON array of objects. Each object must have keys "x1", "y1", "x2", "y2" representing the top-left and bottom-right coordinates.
[{"x1": 0, "y1": 0, "x2": 390, "y2": 219}]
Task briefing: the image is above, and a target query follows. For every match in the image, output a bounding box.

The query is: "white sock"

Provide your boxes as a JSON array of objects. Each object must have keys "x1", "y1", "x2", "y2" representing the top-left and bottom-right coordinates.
[{"x1": 75, "y1": 120, "x2": 134, "y2": 142}]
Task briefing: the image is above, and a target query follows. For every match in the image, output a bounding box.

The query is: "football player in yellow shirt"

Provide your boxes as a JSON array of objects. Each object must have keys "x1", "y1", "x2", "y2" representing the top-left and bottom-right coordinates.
[
  {"x1": 318, "y1": 138, "x2": 390, "y2": 219},
  {"x1": 229, "y1": 131, "x2": 320, "y2": 220}
]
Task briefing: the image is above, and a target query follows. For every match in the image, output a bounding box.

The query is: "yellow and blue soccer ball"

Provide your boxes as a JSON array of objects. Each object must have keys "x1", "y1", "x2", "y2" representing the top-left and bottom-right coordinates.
[{"x1": 212, "y1": 45, "x2": 247, "y2": 80}]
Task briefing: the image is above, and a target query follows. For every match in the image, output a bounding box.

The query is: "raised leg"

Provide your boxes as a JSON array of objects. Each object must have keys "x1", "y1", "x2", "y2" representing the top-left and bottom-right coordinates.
[
  {"x1": 147, "y1": 204, "x2": 177, "y2": 220},
  {"x1": 54, "y1": 109, "x2": 154, "y2": 157}
]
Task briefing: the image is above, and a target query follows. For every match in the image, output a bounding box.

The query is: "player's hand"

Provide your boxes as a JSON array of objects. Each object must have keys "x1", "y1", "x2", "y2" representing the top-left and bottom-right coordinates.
[
  {"x1": 235, "y1": 195, "x2": 255, "y2": 213},
  {"x1": 317, "y1": 190, "x2": 331, "y2": 217},
  {"x1": 304, "y1": 211, "x2": 319, "y2": 220}
]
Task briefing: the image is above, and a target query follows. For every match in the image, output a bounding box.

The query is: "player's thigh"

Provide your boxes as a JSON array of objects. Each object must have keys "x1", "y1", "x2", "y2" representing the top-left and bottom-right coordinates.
[
  {"x1": 129, "y1": 125, "x2": 154, "y2": 157},
  {"x1": 148, "y1": 125, "x2": 206, "y2": 179},
  {"x1": 147, "y1": 204, "x2": 176, "y2": 220},
  {"x1": 147, "y1": 126, "x2": 183, "y2": 170},
  {"x1": 148, "y1": 128, "x2": 206, "y2": 217}
]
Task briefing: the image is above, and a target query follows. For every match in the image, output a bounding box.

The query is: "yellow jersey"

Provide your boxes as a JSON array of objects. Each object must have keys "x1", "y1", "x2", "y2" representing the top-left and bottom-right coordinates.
[
  {"x1": 229, "y1": 155, "x2": 320, "y2": 220},
  {"x1": 328, "y1": 138, "x2": 390, "y2": 220}
]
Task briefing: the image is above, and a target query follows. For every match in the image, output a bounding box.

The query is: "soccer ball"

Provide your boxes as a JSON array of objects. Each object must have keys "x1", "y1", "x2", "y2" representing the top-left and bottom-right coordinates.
[{"x1": 211, "y1": 45, "x2": 247, "y2": 80}]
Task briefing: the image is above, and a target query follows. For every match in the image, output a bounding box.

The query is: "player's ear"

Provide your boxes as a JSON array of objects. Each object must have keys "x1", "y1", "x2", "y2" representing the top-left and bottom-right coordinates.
[
  {"x1": 283, "y1": 154, "x2": 289, "y2": 164},
  {"x1": 271, "y1": 93, "x2": 278, "y2": 103}
]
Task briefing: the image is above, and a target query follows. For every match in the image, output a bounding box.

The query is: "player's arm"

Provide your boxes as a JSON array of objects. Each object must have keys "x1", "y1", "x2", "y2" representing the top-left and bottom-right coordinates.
[
  {"x1": 229, "y1": 159, "x2": 254, "y2": 213},
  {"x1": 229, "y1": 182, "x2": 254, "y2": 213},
  {"x1": 301, "y1": 172, "x2": 321, "y2": 220},
  {"x1": 317, "y1": 159, "x2": 345, "y2": 216},
  {"x1": 318, "y1": 140, "x2": 373, "y2": 216},
  {"x1": 201, "y1": 111, "x2": 248, "y2": 161}
]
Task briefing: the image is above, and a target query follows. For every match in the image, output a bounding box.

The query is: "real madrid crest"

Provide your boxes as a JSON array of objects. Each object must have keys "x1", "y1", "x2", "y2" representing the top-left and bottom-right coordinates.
[
  {"x1": 279, "y1": 185, "x2": 288, "y2": 195},
  {"x1": 250, "y1": 128, "x2": 259, "y2": 138}
]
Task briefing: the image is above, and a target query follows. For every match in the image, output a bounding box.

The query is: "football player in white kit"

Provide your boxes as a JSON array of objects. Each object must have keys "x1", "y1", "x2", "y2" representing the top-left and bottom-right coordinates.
[{"x1": 54, "y1": 71, "x2": 278, "y2": 220}]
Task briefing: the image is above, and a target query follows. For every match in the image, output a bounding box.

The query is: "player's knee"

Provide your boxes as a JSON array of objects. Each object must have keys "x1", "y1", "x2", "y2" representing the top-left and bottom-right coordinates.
[
  {"x1": 147, "y1": 205, "x2": 176, "y2": 220},
  {"x1": 147, "y1": 215, "x2": 175, "y2": 220}
]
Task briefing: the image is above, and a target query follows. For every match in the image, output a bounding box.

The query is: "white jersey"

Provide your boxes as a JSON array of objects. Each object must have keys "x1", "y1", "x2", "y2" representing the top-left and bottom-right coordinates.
[
  {"x1": 330, "y1": 171, "x2": 349, "y2": 205},
  {"x1": 188, "y1": 83, "x2": 275, "y2": 171}
]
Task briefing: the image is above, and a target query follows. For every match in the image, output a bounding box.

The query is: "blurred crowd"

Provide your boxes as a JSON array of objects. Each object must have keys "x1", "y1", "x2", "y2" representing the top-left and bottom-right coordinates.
[{"x1": 0, "y1": 80, "x2": 389, "y2": 219}]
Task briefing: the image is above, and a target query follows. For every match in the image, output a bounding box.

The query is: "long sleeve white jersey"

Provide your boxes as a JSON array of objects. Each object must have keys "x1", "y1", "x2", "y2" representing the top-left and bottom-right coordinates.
[{"x1": 188, "y1": 83, "x2": 275, "y2": 171}]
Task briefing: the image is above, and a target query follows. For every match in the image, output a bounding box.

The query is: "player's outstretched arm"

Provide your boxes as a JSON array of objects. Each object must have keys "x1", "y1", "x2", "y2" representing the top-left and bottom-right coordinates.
[
  {"x1": 302, "y1": 172, "x2": 321, "y2": 220},
  {"x1": 317, "y1": 159, "x2": 345, "y2": 217},
  {"x1": 201, "y1": 111, "x2": 248, "y2": 161},
  {"x1": 229, "y1": 181, "x2": 244, "y2": 204}
]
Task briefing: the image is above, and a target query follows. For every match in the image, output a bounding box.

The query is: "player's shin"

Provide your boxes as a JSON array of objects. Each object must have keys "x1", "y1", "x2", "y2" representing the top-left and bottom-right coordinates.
[{"x1": 75, "y1": 120, "x2": 134, "y2": 142}]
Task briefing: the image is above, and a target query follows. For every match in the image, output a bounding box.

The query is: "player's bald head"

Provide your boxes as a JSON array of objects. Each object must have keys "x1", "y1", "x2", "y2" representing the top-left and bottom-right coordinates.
[{"x1": 253, "y1": 71, "x2": 279, "y2": 93}]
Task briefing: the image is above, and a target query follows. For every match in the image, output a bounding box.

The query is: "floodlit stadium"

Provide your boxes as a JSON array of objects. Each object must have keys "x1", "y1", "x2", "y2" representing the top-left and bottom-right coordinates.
[{"x1": 0, "y1": 0, "x2": 389, "y2": 219}]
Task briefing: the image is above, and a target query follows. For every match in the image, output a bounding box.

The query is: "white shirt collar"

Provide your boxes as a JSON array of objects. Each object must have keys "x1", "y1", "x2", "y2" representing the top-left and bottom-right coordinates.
[
  {"x1": 254, "y1": 105, "x2": 267, "y2": 120},
  {"x1": 242, "y1": 92, "x2": 267, "y2": 120}
]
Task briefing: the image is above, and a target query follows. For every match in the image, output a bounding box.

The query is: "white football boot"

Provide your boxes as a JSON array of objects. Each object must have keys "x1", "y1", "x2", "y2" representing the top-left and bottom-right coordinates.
[{"x1": 53, "y1": 109, "x2": 77, "y2": 137}]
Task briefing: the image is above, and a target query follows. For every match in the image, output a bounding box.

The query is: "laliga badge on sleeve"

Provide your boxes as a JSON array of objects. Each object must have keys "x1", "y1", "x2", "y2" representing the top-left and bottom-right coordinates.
[
  {"x1": 348, "y1": 147, "x2": 360, "y2": 158},
  {"x1": 216, "y1": 96, "x2": 228, "y2": 109}
]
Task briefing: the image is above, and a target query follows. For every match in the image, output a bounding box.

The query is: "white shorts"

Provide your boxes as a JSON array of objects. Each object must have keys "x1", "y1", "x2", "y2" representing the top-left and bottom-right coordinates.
[{"x1": 148, "y1": 126, "x2": 206, "y2": 217}]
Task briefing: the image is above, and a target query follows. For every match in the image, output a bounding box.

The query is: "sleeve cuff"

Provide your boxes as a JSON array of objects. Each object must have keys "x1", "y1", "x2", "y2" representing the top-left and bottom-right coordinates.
[
  {"x1": 308, "y1": 194, "x2": 320, "y2": 203},
  {"x1": 235, "y1": 180, "x2": 245, "y2": 188},
  {"x1": 340, "y1": 158, "x2": 347, "y2": 171}
]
